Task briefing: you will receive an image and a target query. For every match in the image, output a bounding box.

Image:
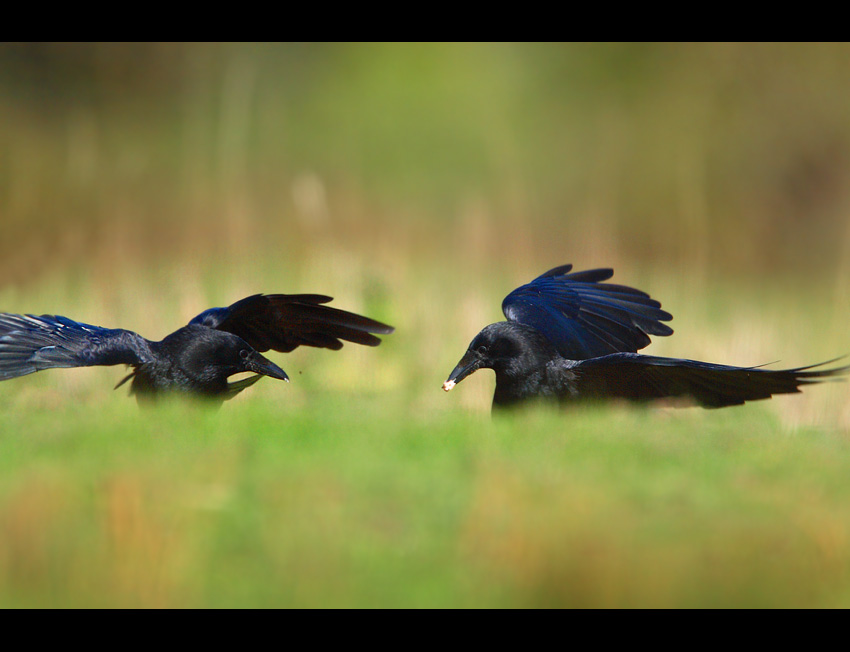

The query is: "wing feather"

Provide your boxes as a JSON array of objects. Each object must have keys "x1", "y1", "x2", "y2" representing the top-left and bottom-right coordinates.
[
  {"x1": 0, "y1": 313, "x2": 152, "y2": 380},
  {"x1": 502, "y1": 265, "x2": 673, "y2": 360},
  {"x1": 573, "y1": 353, "x2": 848, "y2": 408},
  {"x1": 189, "y1": 294, "x2": 393, "y2": 353}
]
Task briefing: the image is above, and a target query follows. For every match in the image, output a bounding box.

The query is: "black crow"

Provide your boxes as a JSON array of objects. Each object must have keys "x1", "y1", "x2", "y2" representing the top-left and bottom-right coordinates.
[
  {"x1": 443, "y1": 264, "x2": 846, "y2": 409},
  {"x1": 0, "y1": 294, "x2": 393, "y2": 403}
]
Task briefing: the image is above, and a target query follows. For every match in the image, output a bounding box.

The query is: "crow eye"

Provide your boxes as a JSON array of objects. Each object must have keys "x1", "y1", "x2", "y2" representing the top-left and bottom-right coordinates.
[
  {"x1": 239, "y1": 349, "x2": 250, "y2": 360},
  {"x1": 476, "y1": 345, "x2": 488, "y2": 355}
]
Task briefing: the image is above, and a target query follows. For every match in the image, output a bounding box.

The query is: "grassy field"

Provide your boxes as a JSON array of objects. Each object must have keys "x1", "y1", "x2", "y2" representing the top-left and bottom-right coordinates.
[
  {"x1": 2, "y1": 394, "x2": 850, "y2": 608},
  {"x1": 2, "y1": 44, "x2": 850, "y2": 608}
]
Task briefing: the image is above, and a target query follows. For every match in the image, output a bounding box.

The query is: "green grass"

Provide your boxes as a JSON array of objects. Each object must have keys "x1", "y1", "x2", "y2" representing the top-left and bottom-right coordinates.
[{"x1": 2, "y1": 392, "x2": 850, "y2": 608}]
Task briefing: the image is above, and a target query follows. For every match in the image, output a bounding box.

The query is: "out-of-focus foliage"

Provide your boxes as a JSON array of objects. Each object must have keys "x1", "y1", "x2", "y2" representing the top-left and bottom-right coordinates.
[
  {"x1": 3, "y1": 399, "x2": 850, "y2": 608},
  {"x1": 2, "y1": 43, "x2": 850, "y2": 284}
]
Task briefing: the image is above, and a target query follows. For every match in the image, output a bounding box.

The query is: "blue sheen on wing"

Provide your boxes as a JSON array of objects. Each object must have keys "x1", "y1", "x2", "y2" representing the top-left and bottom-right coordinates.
[{"x1": 502, "y1": 265, "x2": 674, "y2": 360}]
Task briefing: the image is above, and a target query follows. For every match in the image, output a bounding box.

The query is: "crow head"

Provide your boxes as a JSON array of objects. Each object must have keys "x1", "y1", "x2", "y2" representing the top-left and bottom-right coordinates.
[
  {"x1": 442, "y1": 322, "x2": 558, "y2": 392},
  {"x1": 178, "y1": 329, "x2": 290, "y2": 388}
]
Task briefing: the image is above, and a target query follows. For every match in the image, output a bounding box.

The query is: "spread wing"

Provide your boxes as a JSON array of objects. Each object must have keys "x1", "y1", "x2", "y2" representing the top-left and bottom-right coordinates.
[
  {"x1": 502, "y1": 264, "x2": 673, "y2": 360},
  {"x1": 0, "y1": 313, "x2": 153, "y2": 380},
  {"x1": 189, "y1": 294, "x2": 394, "y2": 353},
  {"x1": 572, "y1": 353, "x2": 848, "y2": 408}
]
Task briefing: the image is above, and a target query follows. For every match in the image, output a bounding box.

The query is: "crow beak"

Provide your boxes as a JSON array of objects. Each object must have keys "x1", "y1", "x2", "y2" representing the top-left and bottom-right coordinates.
[
  {"x1": 247, "y1": 353, "x2": 290, "y2": 382},
  {"x1": 443, "y1": 350, "x2": 481, "y2": 392}
]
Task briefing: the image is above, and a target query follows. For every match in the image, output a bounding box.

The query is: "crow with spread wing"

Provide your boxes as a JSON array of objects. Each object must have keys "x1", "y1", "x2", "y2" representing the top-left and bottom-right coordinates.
[
  {"x1": 0, "y1": 294, "x2": 393, "y2": 404},
  {"x1": 443, "y1": 264, "x2": 846, "y2": 409}
]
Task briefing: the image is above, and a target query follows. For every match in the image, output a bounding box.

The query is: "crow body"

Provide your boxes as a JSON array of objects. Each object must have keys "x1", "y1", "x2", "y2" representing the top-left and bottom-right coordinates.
[
  {"x1": 443, "y1": 265, "x2": 846, "y2": 410},
  {"x1": 0, "y1": 294, "x2": 393, "y2": 404}
]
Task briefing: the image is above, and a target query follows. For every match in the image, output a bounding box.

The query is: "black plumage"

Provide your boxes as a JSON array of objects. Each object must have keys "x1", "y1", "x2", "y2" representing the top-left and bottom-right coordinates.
[
  {"x1": 0, "y1": 294, "x2": 393, "y2": 404},
  {"x1": 443, "y1": 265, "x2": 847, "y2": 409}
]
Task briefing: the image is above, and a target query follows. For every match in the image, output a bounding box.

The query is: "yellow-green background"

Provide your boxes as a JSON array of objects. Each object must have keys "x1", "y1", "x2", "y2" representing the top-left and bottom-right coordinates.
[{"x1": 1, "y1": 43, "x2": 849, "y2": 607}]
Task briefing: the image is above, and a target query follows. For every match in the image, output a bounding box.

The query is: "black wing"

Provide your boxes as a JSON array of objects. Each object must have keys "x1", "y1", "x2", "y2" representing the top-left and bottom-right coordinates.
[
  {"x1": 188, "y1": 294, "x2": 394, "y2": 353},
  {"x1": 0, "y1": 313, "x2": 153, "y2": 381},
  {"x1": 573, "y1": 353, "x2": 848, "y2": 408},
  {"x1": 502, "y1": 264, "x2": 673, "y2": 360}
]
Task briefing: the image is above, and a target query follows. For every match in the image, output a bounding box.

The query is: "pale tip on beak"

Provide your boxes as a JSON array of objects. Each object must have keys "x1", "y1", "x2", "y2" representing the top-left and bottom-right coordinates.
[{"x1": 442, "y1": 379, "x2": 456, "y2": 392}]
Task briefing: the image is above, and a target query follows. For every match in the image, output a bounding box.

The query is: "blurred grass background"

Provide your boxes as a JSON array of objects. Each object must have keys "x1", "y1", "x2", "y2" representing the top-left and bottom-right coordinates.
[{"x1": 1, "y1": 43, "x2": 850, "y2": 608}]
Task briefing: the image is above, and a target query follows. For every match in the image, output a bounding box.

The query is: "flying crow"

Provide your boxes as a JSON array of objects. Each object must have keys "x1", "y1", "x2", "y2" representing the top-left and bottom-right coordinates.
[
  {"x1": 443, "y1": 265, "x2": 846, "y2": 409},
  {"x1": 0, "y1": 293, "x2": 393, "y2": 403}
]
